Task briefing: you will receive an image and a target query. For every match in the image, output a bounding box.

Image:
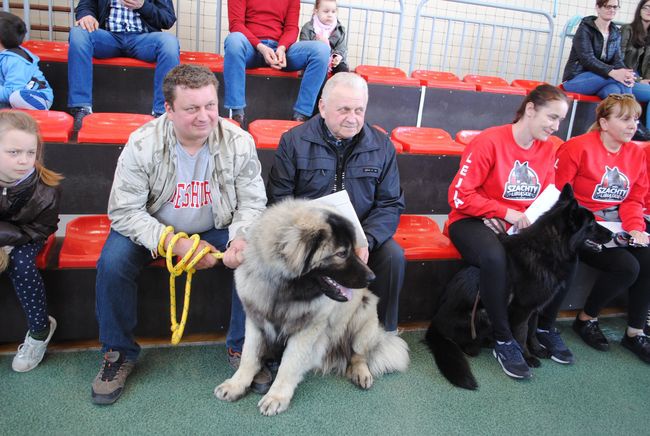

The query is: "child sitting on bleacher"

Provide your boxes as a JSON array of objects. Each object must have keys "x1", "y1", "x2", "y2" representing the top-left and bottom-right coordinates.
[
  {"x1": 0, "y1": 111, "x2": 62, "y2": 372},
  {"x1": 300, "y1": 0, "x2": 349, "y2": 73},
  {"x1": 0, "y1": 12, "x2": 53, "y2": 110}
]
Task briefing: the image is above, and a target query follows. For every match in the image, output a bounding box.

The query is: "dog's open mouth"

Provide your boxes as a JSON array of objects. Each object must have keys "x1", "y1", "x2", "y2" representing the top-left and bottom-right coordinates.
[
  {"x1": 584, "y1": 239, "x2": 603, "y2": 252},
  {"x1": 319, "y1": 276, "x2": 353, "y2": 302}
]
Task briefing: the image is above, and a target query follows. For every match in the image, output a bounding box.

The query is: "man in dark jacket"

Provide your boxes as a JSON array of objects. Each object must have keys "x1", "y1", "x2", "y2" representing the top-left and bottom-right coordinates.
[
  {"x1": 267, "y1": 72, "x2": 405, "y2": 333},
  {"x1": 67, "y1": 0, "x2": 180, "y2": 129}
]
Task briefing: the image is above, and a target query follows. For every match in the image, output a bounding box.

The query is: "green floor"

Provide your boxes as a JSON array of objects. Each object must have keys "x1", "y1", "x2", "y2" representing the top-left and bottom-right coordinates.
[{"x1": 1, "y1": 317, "x2": 648, "y2": 435}]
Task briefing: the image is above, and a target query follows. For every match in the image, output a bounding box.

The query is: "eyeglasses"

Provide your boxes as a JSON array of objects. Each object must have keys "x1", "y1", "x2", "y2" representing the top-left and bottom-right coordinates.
[{"x1": 600, "y1": 4, "x2": 620, "y2": 10}]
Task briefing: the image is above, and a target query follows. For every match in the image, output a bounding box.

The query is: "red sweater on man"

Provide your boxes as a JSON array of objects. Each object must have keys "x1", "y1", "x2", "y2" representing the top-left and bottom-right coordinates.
[
  {"x1": 447, "y1": 124, "x2": 556, "y2": 226},
  {"x1": 556, "y1": 130, "x2": 648, "y2": 232},
  {"x1": 228, "y1": 0, "x2": 300, "y2": 49}
]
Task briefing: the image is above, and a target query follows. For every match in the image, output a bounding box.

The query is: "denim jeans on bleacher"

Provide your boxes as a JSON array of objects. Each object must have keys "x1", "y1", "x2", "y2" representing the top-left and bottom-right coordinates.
[
  {"x1": 95, "y1": 228, "x2": 245, "y2": 361},
  {"x1": 223, "y1": 32, "x2": 329, "y2": 117},
  {"x1": 562, "y1": 71, "x2": 632, "y2": 100},
  {"x1": 632, "y1": 81, "x2": 650, "y2": 126},
  {"x1": 67, "y1": 26, "x2": 180, "y2": 114}
]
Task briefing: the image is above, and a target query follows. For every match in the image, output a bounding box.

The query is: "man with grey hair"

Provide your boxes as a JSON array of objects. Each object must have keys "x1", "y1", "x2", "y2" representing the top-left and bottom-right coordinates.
[{"x1": 267, "y1": 72, "x2": 406, "y2": 333}]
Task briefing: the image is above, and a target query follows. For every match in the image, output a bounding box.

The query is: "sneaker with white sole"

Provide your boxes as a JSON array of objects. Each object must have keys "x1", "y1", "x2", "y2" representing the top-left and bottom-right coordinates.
[
  {"x1": 12, "y1": 316, "x2": 57, "y2": 372},
  {"x1": 493, "y1": 340, "x2": 532, "y2": 379},
  {"x1": 537, "y1": 328, "x2": 575, "y2": 364}
]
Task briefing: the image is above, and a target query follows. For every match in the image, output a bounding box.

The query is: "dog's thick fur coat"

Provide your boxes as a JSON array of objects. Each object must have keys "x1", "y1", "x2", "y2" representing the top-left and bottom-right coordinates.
[
  {"x1": 425, "y1": 184, "x2": 612, "y2": 390},
  {"x1": 214, "y1": 199, "x2": 410, "y2": 415}
]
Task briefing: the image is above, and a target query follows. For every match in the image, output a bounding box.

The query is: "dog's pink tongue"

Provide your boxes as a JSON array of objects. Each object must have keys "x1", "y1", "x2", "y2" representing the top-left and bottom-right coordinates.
[{"x1": 341, "y1": 287, "x2": 353, "y2": 301}]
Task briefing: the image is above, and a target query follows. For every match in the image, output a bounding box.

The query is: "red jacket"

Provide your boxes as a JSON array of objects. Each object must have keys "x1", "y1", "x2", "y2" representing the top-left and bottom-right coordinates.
[
  {"x1": 556, "y1": 130, "x2": 648, "y2": 232},
  {"x1": 228, "y1": 0, "x2": 300, "y2": 49},
  {"x1": 447, "y1": 124, "x2": 556, "y2": 226}
]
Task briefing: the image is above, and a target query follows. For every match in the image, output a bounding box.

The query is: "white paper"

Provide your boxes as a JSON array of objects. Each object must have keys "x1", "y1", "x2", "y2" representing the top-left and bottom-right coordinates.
[
  {"x1": 507, "y1": 184, "x2": 561, "y2": 235},
  {"x1": 310, "y1": 190, "x2": 369, "y2": 248}
]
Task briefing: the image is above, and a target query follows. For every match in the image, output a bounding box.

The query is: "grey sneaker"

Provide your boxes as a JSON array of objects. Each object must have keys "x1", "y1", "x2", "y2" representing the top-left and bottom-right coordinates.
[
  {"x1": 12, "y1": 316, "x2": 57, "y2": 372},
  {"x1": 227, "y1": 348, "x2": 273, "y2": 394},
  {"x1": 91, "y1": 350, "x2": 135, "y2": 405}
]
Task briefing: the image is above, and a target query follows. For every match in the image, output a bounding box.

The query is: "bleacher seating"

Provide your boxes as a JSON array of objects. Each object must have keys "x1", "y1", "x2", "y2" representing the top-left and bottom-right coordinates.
[
  {"x1": 76, "y1": 113, "x2": 154, "y2": 144},
  {"x1": 454, "y1": 130, "x2": 481, "y2": 146},
  {"x1": 248, "y1": 119, "x2": 303, "y2": 149},
  {"x1": 355, "y1": 65, "x2": 421, "y2": 87},
  {"x1": 411, "y1": 70, "x2": 476, "y2": 91},
  {"x1": 391, "y1": 126, "x2": 464, "y2": 155},
  {"x1": 394, "y1": 215, "x2": 460, "y2": 260},
  {"x1": 12, "y1": 109, "x2": 74, "y2": 142},
  {"x1": 58, "y1": 215, "x2": 111, "y2": 268},
  {"x1": 35, "y1": 234, "x2": 56, "y2": 269},
  {"x1": 463, "y1": 74, "x2": 527, "y2": 95},
  {"x1": 511, "y1": 79, "x2": 548, "y2": 93}
]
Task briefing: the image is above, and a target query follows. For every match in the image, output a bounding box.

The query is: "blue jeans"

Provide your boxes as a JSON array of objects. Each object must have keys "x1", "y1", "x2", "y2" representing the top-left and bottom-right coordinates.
[
  {"x1": 223, "y1": 32, "x2": 329, "y2": 117},
  {"x1": 95, "y1": 228, "x2": 245, "y2": 361},
  {"x1": 67, "y1": 26, "x2": 180, "y2": 114},
  {"x1": 562, "y1": 71, "x2": 632, "y2": 99},
  {"x1": 632, "y1": 82, "x2": 650, "y2": 126}
]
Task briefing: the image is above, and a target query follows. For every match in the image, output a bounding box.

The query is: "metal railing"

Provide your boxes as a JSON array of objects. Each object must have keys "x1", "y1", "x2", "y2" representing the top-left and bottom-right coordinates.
[
  {"x1": 552, "y1": 15, "x2": 583, "y2": 85},
  {"x1": 408, "y1": 0, "x2": 554, "y2": 82}
]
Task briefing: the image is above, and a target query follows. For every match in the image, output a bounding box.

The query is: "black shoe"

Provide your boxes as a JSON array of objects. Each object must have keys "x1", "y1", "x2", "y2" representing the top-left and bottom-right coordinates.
[
  {"x1": 231, "y1": 113, "x2": 246, "y2": 129},
  {"x1": 70, "y1": 106, "x2": 92, "y2": 131},
  {"x1": 292, "y1": 113, "x2": 308, "y2": 122},
  {"x1": 621, "y1": 334, "x2": 650, "y2": 364},
  {"x1": 572, "y1": 316, "x2": 609, "y2": 351}
]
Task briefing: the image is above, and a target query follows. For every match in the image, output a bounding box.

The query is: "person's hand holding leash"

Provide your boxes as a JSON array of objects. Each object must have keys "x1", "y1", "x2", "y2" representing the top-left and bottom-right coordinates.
[
  {"x1": 505, "y1": 209, "x2": 531, "y2": 231},
  {"x1": 164, "y1": 233, "x2": 218, "y2": 270},
  {"x1": 629, "y1": 230, "x2": 649, "y2": 246}
]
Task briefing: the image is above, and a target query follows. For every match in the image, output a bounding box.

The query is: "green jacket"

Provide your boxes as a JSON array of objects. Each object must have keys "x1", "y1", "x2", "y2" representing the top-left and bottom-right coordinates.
[
  {"x1": 107, "y1": 115, "x2": 266, "y2": 251},
  {"x1": 620, "y1": 24, "x2": 650, "y2": 79}
]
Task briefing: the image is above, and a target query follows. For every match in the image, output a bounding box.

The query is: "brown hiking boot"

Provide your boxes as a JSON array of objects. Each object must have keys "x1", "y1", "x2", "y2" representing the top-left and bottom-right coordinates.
[{"x1": 91, "y1": 350, "x2": 135, "y2": 405}]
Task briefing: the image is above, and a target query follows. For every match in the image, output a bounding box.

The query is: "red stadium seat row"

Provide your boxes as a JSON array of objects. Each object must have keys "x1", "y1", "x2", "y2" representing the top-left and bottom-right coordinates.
[{"x1": 36, "y1": 214, "x2": 461, "y2": 269}]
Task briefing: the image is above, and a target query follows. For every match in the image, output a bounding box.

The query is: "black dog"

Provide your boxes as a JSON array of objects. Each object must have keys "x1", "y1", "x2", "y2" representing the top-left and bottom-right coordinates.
[{"x1": 425, "y1": 184, "x2": 613, "y2": 390}]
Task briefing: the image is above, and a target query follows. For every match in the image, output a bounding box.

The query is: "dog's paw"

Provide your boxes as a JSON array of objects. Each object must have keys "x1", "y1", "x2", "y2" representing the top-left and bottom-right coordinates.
[
  {"x1": 346, "y1": 363, "x2": 374, "y2": 389},
  {"x1": 257, "y1": 392, "x2": 291, "y2": 416},
  {"x1": 214, "y1": 379, "x2": 247, "y2": 402},
  {"x1": 525, "y1": 355, "x2": 541, "y2": 368}
]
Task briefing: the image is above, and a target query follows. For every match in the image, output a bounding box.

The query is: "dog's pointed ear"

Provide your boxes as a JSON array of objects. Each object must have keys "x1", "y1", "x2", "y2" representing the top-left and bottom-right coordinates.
[{"x1": 558, "y1": 183, "x2": 575, "y2": 202}]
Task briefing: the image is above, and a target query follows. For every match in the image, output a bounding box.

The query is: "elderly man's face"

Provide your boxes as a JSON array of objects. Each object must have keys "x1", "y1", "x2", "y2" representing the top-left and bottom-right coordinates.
[
  {"x1": 165, "y1": 84, "x2": 219, "y2": 147},
  {"x1": 318, "y1": 85, "x2": 367, "y2": 139}
]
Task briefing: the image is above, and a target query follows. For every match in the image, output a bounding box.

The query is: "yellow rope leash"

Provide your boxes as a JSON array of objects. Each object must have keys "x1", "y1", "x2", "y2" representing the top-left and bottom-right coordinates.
[{"x1": 157, "y1": 226, "x2": 224, "y2": 345}]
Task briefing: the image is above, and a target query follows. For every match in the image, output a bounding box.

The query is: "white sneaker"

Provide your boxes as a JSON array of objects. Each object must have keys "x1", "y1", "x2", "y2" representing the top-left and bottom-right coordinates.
[{"x1": 12, "y1": 316, "x2": 57, "y2": 372}]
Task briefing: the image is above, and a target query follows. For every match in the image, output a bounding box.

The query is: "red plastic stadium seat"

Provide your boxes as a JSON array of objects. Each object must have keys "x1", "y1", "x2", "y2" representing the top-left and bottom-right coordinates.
[
  {"x1": 35, "y1": 234, "x2": 56, "y2": 269},
  {"x1": 246, "y1": 67, "x2": 300, "y2": 78},
  {"x1": 558, "y1": 83, "x2": 601, "y2": 103},
  {"x1": 394, "y1": 215, "x2": 460, "y2": 260},
  {"x1": 58, "y1": 215, "x2": 111, "y2": 268},
  {"x1": 355, "y1": 65, "x2": 407, "y2": 79},
  {"x1": 411, "y1": 70, "x2": 476, "y2": 90},
  {"x1": 362, "y1": 75, "x2": 421, "y2": 87},
  {"x1": 248, "y1": 119, "x2": 302, "y2": 149},
  {"x1": 511, "y1": 79, "x2": 548, "y2": 93},
  {"x1": 454, "y1": 129, "x2": 481, "y2": 146},
  {"x1": 93, "y1": 57, "x2": 155, "y2": 68},
  {"x1": 77, "y1": 113, "x2": 154, "y2": 144},
  {"x1": 391, "y1": 126, "x2": 464, "y2": 155},
  {"x1": 372, "y1": 125, "x2": 403, "y2": 153},
  {"x1": 11, "y1": 109, "x2": 73, "y2": 142},
  {"x1": 463, "y1": 75, "x2": 526, "y2": 95},
  {"x1": 22, "y1": 40, "x2": 68, "y2": 62},
  {"x1": 180, "y1": 51, "x2": 224, "y2": 72}
]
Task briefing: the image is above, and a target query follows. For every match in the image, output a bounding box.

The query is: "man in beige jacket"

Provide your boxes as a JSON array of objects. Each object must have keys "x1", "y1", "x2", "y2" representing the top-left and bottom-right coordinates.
[{"x1": 91, "y1": 64, "x2": 267, "y2": 405}]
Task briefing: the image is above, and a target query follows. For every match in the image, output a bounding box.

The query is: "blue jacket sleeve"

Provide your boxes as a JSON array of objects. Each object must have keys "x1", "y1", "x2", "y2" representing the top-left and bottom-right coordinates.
[
  {"x1": 267, "y1": 133, "x2": 298, "y2": 205},
  {"x1": 360, "y1": 135, "x2": 404, "y2": 250}
]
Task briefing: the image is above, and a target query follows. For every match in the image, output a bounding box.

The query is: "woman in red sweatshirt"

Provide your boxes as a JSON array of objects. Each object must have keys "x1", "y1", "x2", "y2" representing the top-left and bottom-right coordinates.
[
  {"x1": 447, "y1": 84, "x2": 570, "y2": 380},
  {"x1": 556, "y1": 94, "x2": 650, "y2": 363}
]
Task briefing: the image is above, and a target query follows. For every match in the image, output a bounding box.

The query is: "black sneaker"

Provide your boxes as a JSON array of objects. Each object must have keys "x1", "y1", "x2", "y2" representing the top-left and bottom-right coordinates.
[
  {"x1": 572, "y1": 316, "x2": 609, "y2": 351},
  {"x1": 226, "y1": 348, "x2": 273, "y2": 394},
  {"x1": 70, "y1": 106, "x2": 92, "y2": 131},
  {"x1": 493, "y1": 340, "x2": 532, "y2": 379},
  {"x1": 231, "y1": 113, "x2": 246, "y2": 130},
  {"x1": 621, "y1": 334, "x2": 650, "y2": 364},
  {"x1": 537, "y1": 328, "x2": 575, "y2": 364},
  {"x1": 91, "y1": 350, "x2": 134, "y2": 405},
  {"x1": 644, "y1": 311, "x2": 650, "y2": 336}
]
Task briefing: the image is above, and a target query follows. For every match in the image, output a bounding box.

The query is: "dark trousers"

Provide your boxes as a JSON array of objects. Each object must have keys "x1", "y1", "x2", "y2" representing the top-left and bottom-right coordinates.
[
  {"x1": 579, "y1": 245, "x2": 650, "y2": 329},
  {"x1": 368, "y1": 238, "x2": 405, "y2": 332},
  {"x1": 449, "y1": 218, "x2": 570, "y2": 341}
]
